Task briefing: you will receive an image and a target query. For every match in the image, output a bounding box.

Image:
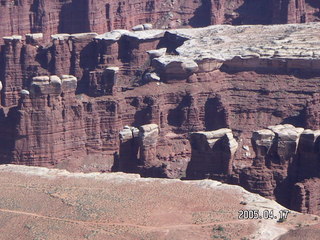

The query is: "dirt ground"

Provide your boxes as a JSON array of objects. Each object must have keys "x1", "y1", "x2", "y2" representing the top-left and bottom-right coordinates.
[
  {"x1": 0, "y1": 165, "x2": 318, "y2": 240},
  {"x1": 277, "y1": 223, "x2": 320, "y2": 240}
]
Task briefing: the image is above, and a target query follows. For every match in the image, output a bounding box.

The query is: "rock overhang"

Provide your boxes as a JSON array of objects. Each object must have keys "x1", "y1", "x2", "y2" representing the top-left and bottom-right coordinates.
[
  {"x1": 7, "y1": 22, "x2": 320, "y2": 77},
  {"x1": 95, "y1": 29, "x2": 165, "y2": 42},
  {"x1": 151, "y1": 23, "x2": 320, "y2": 74}
]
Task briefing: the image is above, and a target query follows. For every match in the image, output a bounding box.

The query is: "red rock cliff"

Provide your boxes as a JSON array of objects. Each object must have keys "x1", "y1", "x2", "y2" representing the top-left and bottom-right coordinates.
[
  {"x1": 1, "y1": 4, "x2": 320, "y2": 215},
  {"x1": 0, "y1": 0, "x2": 320, "y2": 44}
]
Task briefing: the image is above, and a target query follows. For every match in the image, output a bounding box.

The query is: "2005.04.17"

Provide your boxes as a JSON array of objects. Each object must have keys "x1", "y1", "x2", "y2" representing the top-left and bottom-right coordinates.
[{"x1": 238, "y1": 209, "x2": 290, "y2": 220}]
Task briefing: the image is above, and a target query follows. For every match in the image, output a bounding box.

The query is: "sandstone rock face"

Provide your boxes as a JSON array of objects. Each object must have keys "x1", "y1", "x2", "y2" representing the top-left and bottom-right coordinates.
[
  {"x1": 291, "y1": 179, "x2": 320, "y2": 214},
  {"x1": 117, "y1": 126, "x2": 140, "y2": 172},
  {"x1": 239, "y1": 125, "x2": 320, "y2": 215},
  {"x1": 3, "y1": 21, "x2": 320, "y2": 214},
  {"x1": 139, "y1": 124, "x2": 159, "y2": 162},
  {"x1": 0, "y1": 0, "x2": 320, "y2": 45},
  {"x1": 240, "y1": 125, "x2": 302, "y2": 202},
  {"x1": 0, "y1": 0, "x2": 222, "y2": 43},
  {"x1": 251, "y1": 129, "x2": 275, "y2": 164},
  {"x1": 187, "y1": 124, "x2": 320, "y2": 214},
  {"x1": 0, "y1": 72, "x2": 122, "y2": 171},
  {"x1": 137, "y1": 124, "x2": 162, "y2": 175},
  {"x1": 184, "y1": 123, "x2": 320, "y2": 215},
  {"x1": 257, "y1": 124, "x2": 303, "y2": 166},
  {"x1": 11, "y1": 74, "x2": 86, "y2": 166},
  {"x1": 117, "y1": 124, "x2": 171, "y2": 177},
  {"x1": 186, "y1": 129, "x2": 238, "y2": 179}
]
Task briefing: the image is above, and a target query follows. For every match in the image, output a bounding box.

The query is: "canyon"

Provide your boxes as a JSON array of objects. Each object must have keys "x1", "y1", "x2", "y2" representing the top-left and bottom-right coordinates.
[{"x1": 1, "y1": 0, "x2": 320, "y2": 220}]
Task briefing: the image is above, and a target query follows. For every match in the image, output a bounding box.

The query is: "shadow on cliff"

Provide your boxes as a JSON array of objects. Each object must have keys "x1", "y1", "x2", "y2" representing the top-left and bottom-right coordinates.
[
  {"x1": 112, "y1": 149, "x2": 167, "y2": 178},
  {"x1": 138, "y1": 166, "x2": 167, "y2": 178},
  {"x1": 185, "y1": 137, "x2": 230, "y2": 180},
  {"x1": 274, "y1": 176, "x2": 296, "y2": 208},
  {"x1": 307, "y1": 0, "x2": 320, "y2": 9},
  {"x1": 58, "y1": 1, "x2": 90, "y2": 34},
  {"x1": 188, "y1": 0, "x2": 212, "y2": 27},
  {"x1": 204, "y1": 97, "x2": 228, "y2": 131},
  {"x1": 280, "y1": 108, "x2": 307, "y2": 128},
  {"x1": 30, "y1": 0, "x2": 46, "y2": 33},
  {"x1": 133, "y1": 108, "x2": 152, "y2": 127},
  {"x1": 157, "y1": 32, "x2": 188, "y2": 55},
  {"x1": 58, "y1": 3, "x2": 73, "y2": 33},
  {"x1": 131, "y1": 97, "x2": 154, "y2": 127},
  {"x1": 167, "y1": 95, "x2": 192, "y2": 128},
  {"x1": 0, "y1": 46, "x2": 5, "y2": 105},
  {"x1": 75, "y1": 42, "x2": 99, "y2": 94},
  {"x1": 230, "y1": 0, "x2": 273, "y2": 25},
  {"x1": 306, "y1": 0, "x2": 320, "y2": 19},
  {"x1": 221, "y1": 64, "x2": 320, "y2": 79},
  {"x1": 0, "y1": 107, "x2": 20, "y2": 164}
]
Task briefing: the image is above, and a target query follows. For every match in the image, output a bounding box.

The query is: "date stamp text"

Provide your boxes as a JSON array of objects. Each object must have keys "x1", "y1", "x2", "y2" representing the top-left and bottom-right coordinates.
[{"x1": 238, "y1": 209, "x2": 290, "y2": 220}]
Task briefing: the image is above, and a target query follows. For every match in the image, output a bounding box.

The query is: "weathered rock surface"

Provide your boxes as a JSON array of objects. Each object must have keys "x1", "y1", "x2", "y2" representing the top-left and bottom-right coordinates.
[
  {"x1": 185, "y1": 124, "x2": 320, "y2": 215},
  {"x1": 138, "y1": 124, "x2": 159, "y2": 164},
  {"x1": 291, "y1": 179, "x2": 320, "y2": 215},
  {"x1": 239, "y1": 125, "x2": 320, "y2": 215},
  {"x1": 3, "y1": 19, "x2": 320, "y2": 215},
  {"x1": 154, "y1": 23, "x2": 320, "y2": 77},
  {"x1": 186, "y1": 128, "x2": 238, "y2": 179},
  {"x1": 1, "y1": 0, "x2": 320, "y2": 44}
]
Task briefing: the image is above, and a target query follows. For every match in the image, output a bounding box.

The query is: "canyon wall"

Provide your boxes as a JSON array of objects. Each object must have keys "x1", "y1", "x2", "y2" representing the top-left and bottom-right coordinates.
[
  {"x1": 0, "y1": 0, "x2": 320, "y2": 43},
  {"x1": 0, "y1": 0, "x2": 209, "y2": 42},
  {"x1": 1, "y1": 3, "x2": 320, "y2": 214},
  {"x1": 186, "y1": 124, "x2": 320, "y2": 215},
  {"x1": 238, "y1": 125, "x2": 320, "y2": 214}
]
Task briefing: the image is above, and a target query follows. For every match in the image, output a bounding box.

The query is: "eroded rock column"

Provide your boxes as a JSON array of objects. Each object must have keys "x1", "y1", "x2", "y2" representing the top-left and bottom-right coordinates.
[
  {"x1": 138, "y1": 124, "x2": 159, "y2": 167},
  {"x1": 186, "y1": 128, "x2": 238, "y2": 179},
  {"x1": 117, "y1": 126, "x2": 140, "y2": 172}
]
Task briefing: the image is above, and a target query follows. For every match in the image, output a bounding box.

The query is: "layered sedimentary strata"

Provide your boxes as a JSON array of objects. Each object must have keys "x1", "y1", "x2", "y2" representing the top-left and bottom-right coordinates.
[
  {"x1": 186, "y1": 128, "x2": 238, "y2": 178},
  {"x1": 2, "y1": 22, "x2": 320, "y2": 213},
  {"x1": 186, "y1": 124, "x2": 320, "y2": 215},
  {"x1": 1, "y1": 0, "x2": 320, "y2": 45},
  {"x1": 0, "y1": 0, "x2": 217, "y2": 43},
  {"x1": 117, "y1": 126, "x2": 140, "y2": 172},
  {"x1": 239, "y1": 125, "x2": 304, "y2": 203},
  {"x1": 138, "y1": 124, "x2": 159, "y2": 166},
  {"x1": 12, "y1": 74, "x2": 86, "y2": 166},
  {"x1": 240, "y1": 125, "x2": 320, "y2": 215},
  {"x1": 154, "y1": 23, "x2": 320, "y2": 75},
  {"x1": 0, "y1": 72, "x2": 122, "y2": 171},
  {"x1": 291, "y1": 179, "x2": 320, "y2": 214}
]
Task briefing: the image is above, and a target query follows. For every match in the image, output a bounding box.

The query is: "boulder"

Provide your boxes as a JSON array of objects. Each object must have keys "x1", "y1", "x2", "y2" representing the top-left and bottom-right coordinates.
[
  {"x1": 132, "y1": 25, "x2": 144, "y2": 31},
  {"x1": 20, "y1": 89, "x2": 30, "y2": 96},
  {"x1": 144, "y1": 72, "x2": 161, "y2": 82},
  {"x1": 139, "y1": 124, "x2": 159, "y2": 147},
  {"x1": 147, "y1": 48, "x2": 167, "y2": 59},
  {"x1": 119, "y1": 126, "x2": 139, "y2": 142},
  {"x1": 152, "y1": 57, "x2": 199, "y2": 81},
  {"x1": 143, "y1": 23, "x2": 153, "y2": 30}
]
